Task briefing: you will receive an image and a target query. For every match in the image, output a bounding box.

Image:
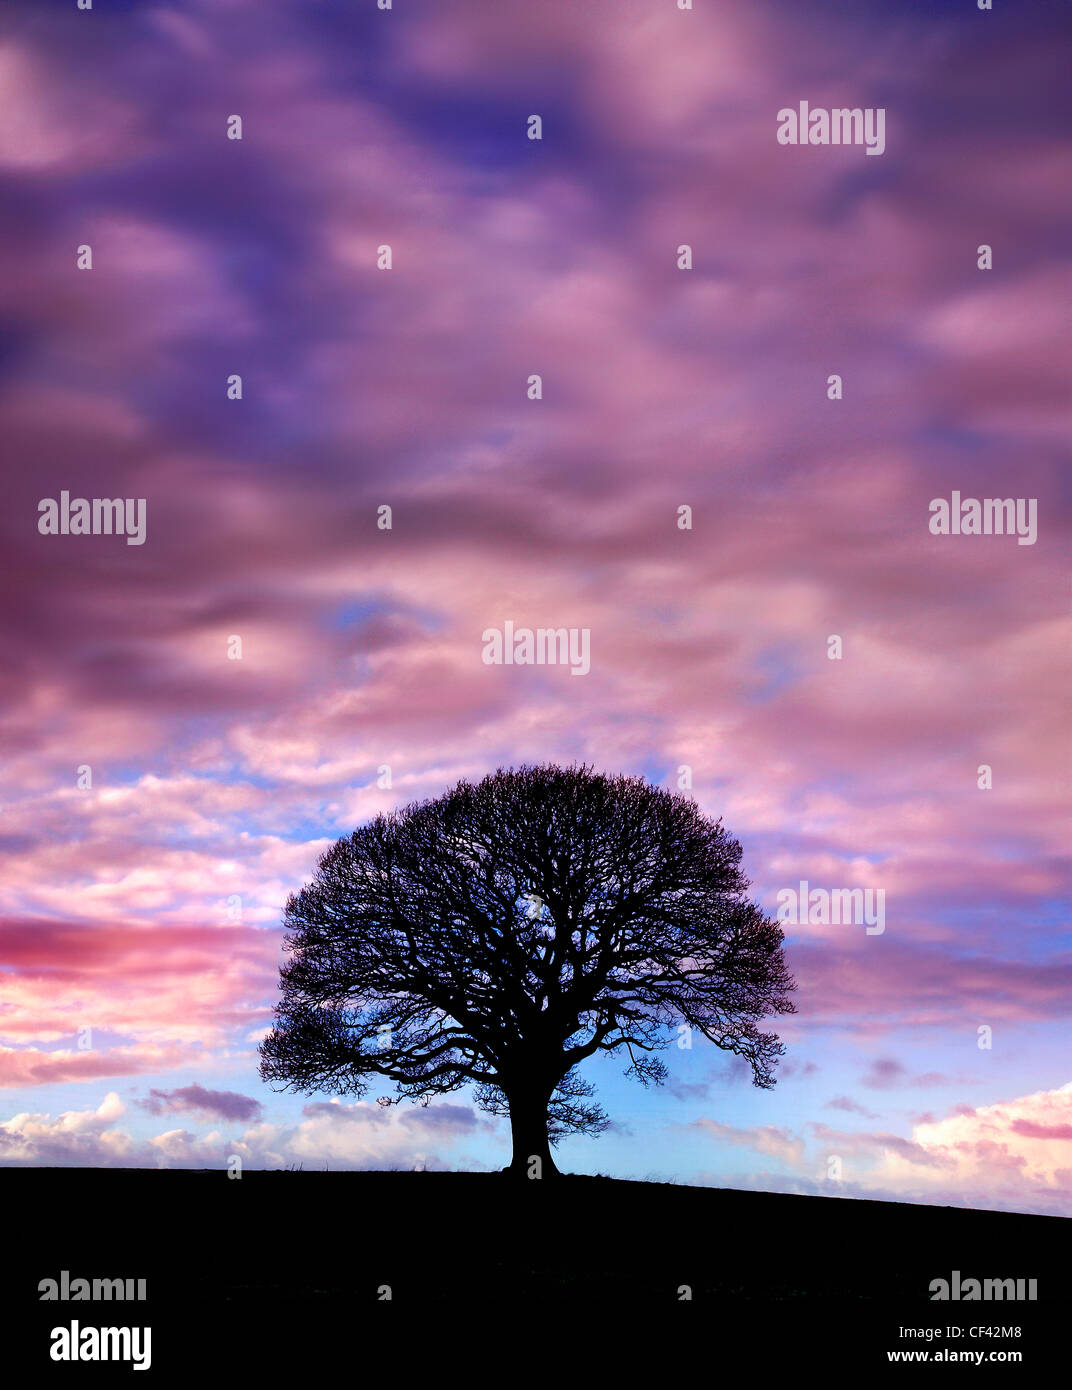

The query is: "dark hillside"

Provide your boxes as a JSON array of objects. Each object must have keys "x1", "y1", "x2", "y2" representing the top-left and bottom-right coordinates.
[{"x1": 2, "y1": 1168, "x2": 1062, "y2": 1374}]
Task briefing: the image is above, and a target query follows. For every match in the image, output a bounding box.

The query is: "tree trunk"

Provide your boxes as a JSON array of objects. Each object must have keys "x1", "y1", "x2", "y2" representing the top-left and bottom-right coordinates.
[{"x1": 505, "y1": 1088, "x2": 559, "y2": 1178}]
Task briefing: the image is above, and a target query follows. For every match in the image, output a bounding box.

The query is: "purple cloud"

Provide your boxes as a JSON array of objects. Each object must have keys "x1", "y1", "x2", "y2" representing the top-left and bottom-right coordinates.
[{"x1": 139, "y1": 1084, "x2": 262, "y2": 1123}]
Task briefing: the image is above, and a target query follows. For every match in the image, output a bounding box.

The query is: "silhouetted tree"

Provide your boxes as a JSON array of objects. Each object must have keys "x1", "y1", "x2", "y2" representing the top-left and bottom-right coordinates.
[{"x1": 260, "y1": 765, "x2": 795, "y2": 1176}]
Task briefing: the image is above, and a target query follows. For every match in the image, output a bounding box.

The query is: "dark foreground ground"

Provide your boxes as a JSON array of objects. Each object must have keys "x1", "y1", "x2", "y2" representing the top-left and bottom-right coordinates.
[{"x1": 3, "y1": 1168, "x2": 1063, "y2": 1375}]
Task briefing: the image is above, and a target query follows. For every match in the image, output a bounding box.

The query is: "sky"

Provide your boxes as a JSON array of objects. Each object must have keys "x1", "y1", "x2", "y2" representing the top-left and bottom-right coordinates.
[{"x1": 0, "y1": 0, "x2": 1069, "y2": 1215}]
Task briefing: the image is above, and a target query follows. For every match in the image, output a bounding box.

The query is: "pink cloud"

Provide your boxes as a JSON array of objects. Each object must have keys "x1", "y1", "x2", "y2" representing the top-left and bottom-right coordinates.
[
  {"x1": 876, "y1": 1083, "x2": 1072, "y2": 1212},
  {"x1": 0, "y1": 0, "x2": 1065, "y2": 1211},
  {"x1": 0, "y1": 1091, "x2": 494, "y2": 1171},
  {"x1": 138, "y1": 1084, "x2": 263, "y2": 1122},
  {"x1": 692, "y1": 1118, "x2": 804, "y2": 1167},
  {"x1": 0, "y1": 1043, "x2": 190, "y2": 1089}
]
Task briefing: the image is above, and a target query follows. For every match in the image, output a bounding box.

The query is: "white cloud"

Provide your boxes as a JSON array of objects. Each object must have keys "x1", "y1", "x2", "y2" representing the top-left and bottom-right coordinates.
[
  {"x1": 879, "y1": 1081, "x2": 1072, "y2": 1209},
  {"x1": 0, "y1": 1091, "x2": 494, "y2": 1172}
]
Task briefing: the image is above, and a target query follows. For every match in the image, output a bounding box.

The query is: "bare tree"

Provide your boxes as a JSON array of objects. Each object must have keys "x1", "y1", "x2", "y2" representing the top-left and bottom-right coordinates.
[{"x1": 260, "y1": 765, "x2": 796, "y2": 1176}]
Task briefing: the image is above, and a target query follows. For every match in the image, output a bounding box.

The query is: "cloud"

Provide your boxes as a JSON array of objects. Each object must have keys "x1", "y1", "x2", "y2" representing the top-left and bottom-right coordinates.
[
  {"x1": 399, "y1": 1103, "x2": 485, "y2": 1133},
  {"x1": 0, "y1": 1092, "x2": 133, "y2": 1165},
  {"x1": 1010, "y1": 1119, "x2": 1072, "y2": 1141},
  {"x1": 0, "y1": 1091, "x2": 493, "y2": 1171},
  {"x1": 793, "y1": 944, "x2": 1072, "y2": 1032},
  {"x1": 825, "y1": 1096, "x2": 879, "y2": 1119},
  {"x1": 665, "y1": 1077, "x2": 714, "y2": 1102},
  {"x1": 0, "y1": 918, "x2": 277, "y2": 1050},
  {"x1": 138, "y1": 1084, "x2": 263, "y2": 1123},
  {"x1": 862, "y1": 1059, "x2": 908, "y2": 1089},
  {"x1": 807, "y1": 1121, "x2": 946, "y2": 1170},
  {"x1": 666, "y1": 1056, "x2": 755, "y2": 1100},
  {"x1": 779, "y1": 1060, "x2": 820, "y2": 1079},
  {"x1": 0, "y1": 0, "x2": 1067, "y2": 1215},
  {"x1": 858, "y1": 1058, "x2": 970, "y2": 1091},
  {"x1": 0, "y1": 1043, "x2": 191, "y2": 1089},
  {"x1": 886, "y1": 1082, "x2": 1072, "y2": 1200},
  {"x1": 681, "y1": 1084, "x2": 1072, "y2": 1216},
  {"x1": 692, "y1": 1118, "x2": 805, "y2": 1167}
]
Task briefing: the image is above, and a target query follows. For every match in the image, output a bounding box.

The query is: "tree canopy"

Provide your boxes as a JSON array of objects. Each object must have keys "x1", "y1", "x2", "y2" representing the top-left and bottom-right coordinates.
[{"x1": 260, "y1": 764, "x2": 796, "y2": 1175}]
